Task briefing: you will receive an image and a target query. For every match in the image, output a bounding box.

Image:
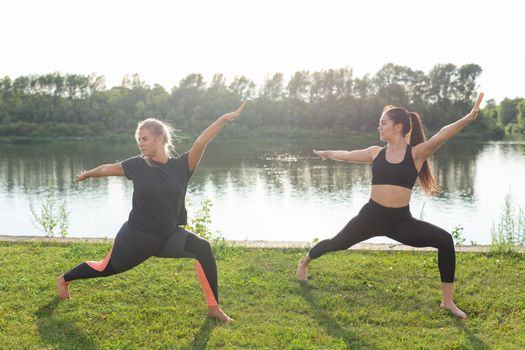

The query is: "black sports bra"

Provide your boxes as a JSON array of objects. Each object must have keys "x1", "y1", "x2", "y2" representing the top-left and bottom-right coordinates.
[{"x1": 371, "y1": 144, "x2": 419, "y2": 190}]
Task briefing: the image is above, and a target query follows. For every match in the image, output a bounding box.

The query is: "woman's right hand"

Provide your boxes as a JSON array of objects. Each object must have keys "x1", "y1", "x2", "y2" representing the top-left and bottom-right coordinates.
[
  {"x1": 74, "y1": 171, "x2": 88, "y2": 182},
  {"x1": 221, "y1": 101, "x2": 247, "y2": 122},
  {"x1": 313, "y1": 150, "x2": 328, "y2": 160},
  {"x1": 464, "y1": 92, "x2": 484, "y2": 123}
]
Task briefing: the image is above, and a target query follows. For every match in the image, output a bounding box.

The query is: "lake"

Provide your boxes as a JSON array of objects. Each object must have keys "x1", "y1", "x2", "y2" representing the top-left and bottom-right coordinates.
[{"x1": 1, "y1": 138, "x2": 524, "y2": 244}]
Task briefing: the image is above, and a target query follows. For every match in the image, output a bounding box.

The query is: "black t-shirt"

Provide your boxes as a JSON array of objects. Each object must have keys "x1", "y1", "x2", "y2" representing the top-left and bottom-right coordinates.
[{"x1": 121, "y1": 152, "x2": 193, "y2": 235}]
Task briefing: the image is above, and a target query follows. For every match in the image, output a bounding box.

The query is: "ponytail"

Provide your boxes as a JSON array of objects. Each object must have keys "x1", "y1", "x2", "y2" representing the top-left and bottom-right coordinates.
[
  {"x1": 407, "y1": 112, "x2": 425, "y2": 147},
  {"x1": 407, "y1": 112, "x2": 439, "y2": 195}
]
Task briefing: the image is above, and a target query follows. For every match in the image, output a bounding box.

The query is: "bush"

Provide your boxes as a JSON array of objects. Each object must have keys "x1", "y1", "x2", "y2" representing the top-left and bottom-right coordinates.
[
  {"x1": 28, "y1": 182, "x2": 71, "y2": 237},
  {"x1": 451, "y1": 225, "x2": 465, "y2": 246},
  {"x1": 184, "y1": 199, "x2": 217, "y2": 241},
  {"x1": 490, "y1": 192, "x2": 525, "y2": 254}
]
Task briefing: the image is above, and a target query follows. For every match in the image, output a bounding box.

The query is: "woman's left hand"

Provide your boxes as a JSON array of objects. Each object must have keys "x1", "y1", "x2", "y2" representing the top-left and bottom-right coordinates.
[
  {"x1": 221, "y1": 101, "x2": 247, "y2": 122},
  {"x1": 464, "y1": 92, "x2": 484, "y2": 122},
  {"x1": 74, "y1": 170, "x2": 88, "y2": 182}
]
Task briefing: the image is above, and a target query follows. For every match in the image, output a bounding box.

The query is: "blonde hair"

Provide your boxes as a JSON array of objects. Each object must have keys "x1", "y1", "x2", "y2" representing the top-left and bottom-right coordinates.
[{"x1": 135, "y1": 118, "x2": 178, "y2": 159}]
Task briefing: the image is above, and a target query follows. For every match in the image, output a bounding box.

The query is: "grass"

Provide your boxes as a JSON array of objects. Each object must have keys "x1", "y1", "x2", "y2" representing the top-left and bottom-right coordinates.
[{"x1": 1, "y1": 241, "x2": 524, "y2": 349}]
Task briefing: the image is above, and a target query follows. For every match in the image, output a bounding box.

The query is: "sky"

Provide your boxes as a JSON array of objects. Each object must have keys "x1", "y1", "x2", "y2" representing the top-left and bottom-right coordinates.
[{"x1": 1, "y1": 0, "x2": 523, "y2": 103}]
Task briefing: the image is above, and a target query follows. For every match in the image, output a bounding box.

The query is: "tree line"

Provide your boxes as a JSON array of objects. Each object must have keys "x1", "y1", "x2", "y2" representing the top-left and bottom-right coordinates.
[{"x1": 0, "y1": 63, "x2": 523, "y2": 140}]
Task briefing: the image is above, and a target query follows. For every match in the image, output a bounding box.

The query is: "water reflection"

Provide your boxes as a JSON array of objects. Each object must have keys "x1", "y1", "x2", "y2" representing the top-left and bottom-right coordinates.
[
  {"x1": 433, "y1": 141, "x2": 482, "y2": 201},
  {"x1": 0, "y1": 139, "x2": 523, "y2": 244},
  {"x1": 1, "y1": 144, "x2": 134, "y2": 193}
]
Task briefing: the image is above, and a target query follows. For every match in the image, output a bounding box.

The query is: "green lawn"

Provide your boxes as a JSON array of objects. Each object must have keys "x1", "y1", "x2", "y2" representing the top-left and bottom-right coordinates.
[{"x1": 1, "y1": 241, "x2": 523, "y2": 349}]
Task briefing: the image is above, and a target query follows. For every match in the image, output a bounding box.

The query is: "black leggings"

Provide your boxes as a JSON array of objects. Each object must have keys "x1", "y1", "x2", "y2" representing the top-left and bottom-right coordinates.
[
  {"x1": 64, "y1": 223, "x2": 219, "y2": 306},
  {"x1": 309, "y1": 199, "x2": 456, "y2": 283}
]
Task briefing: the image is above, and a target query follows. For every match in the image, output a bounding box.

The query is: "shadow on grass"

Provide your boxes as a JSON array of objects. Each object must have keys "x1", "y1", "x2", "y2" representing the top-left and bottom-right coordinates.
[
  {"x1": 36, "y1": 298, "x2": 97, "y2": 350},
  {"x1": 184, "y1": 318, "x2": 217, "y2": 350},
  {"x1": 455, "y1": 319, "x2": 492, "y2": 350},
  {"x1": 300, "y1": 284, "x2": 380, "y2": 350}
]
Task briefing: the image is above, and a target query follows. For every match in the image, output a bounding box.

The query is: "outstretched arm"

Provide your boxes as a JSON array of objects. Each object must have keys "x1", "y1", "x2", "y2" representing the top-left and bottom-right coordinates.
[
  {"x1": 188, "y1": 102, "x2": 246, "y2": 172},
  {"x1": 414, "y1": 92, "x2": 484, "y2": 161},
  {"x1": 74, "y1": 163, "x2": 124, "y2": 182},
  {"x1": 314, "y1": 146, "x2": 381, "y2": 163}
]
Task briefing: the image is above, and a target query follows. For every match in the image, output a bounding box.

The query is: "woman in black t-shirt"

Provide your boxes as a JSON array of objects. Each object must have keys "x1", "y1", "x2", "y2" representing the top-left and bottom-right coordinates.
[{"x1": 57, "y1": 102, "x2": 246, "y2": 322}]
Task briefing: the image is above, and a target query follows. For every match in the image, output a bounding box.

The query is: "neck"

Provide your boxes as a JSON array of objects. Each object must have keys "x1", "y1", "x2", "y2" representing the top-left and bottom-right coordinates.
[
  {"x1": 387, "y1": 136, "x2": 407, "y2": 151},
  {"x1": 149, "y1": 151, "x2": 169, "y2": 164}
]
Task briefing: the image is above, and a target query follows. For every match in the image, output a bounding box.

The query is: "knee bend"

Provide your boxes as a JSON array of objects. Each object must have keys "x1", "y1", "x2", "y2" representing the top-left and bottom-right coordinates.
[
  {"x1": 198, "y1": 238, "x2": 212, "y2": 252},
  {"x1": 186, "y1": 235, "x2": 212, "y2": 254},
  {"x1": 326, "y1": 237, "x2": 350, "y2": 252},
  {"x1": 310, "y1": 238, "x2": 344, "y2": 259},
  {"x1": 438, "y1": 232, "x2": 455, "y2": 250},
  {"x1": 101, "y1": 262, "x2": 117, "y2": 276}
]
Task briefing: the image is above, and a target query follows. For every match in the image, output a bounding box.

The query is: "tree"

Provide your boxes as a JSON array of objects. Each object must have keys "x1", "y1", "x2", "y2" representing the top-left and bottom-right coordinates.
[
  {"x1": 353, "y1": 74, "x2": 373, "y2": 100},
  {"x1": 483, "y1": 98, "x2": 499, "y2": 123},
  {"x1": 517, "y1": 99, "x2": 525, "y2": 128},
  {"x1": 374, "y1": 64, "x2": 410, "y2": 107},
  {"x1": 453, "y1": 64, "x2": 482, "y2": 105},
  {"x1": 262, "y1": 73, "x2": 285, "y2": 100},
  {"x1": 333, "y1": 67, "x2": 353, "y2": 99},
  {"x1": 228, "y1": 76, "x2": 256, "y2": 100},
  {"x1": 499, "y1": 98, "x2": 519, "y2": 125},
  {"x1": 427, "y1": 63, "x2": 457, "y2": 107},
  {"x1": 0, "y1": 76, "x2": 12, "y2": 97},
  {"x1": 210, "y1": 73, "x2": 227, "y2": 90},
  {"x1": 287, "y1": 71, "x2": 310, "y2": 101},
  {"x1": 179, "y1": 73, "x2": 206, "y2": 91},
  {"x1": 0, "y1": 65, "x2": 508, "y2": 138}
]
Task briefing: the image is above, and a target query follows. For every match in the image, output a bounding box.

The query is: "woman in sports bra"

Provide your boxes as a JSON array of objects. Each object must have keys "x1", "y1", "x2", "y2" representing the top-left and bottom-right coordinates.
[{"x1": 296, "y1": 93, "x2": 484, "y2": 319}]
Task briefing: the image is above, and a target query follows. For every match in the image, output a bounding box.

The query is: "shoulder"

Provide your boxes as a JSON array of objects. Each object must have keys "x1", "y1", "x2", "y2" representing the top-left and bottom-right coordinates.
[
  {"x1": 172, "y1": 152, "x2": 189, "y2": 168},
  {"x1": 411, "y1": 142, "x2": 427, "y2": 161},
  {"x1": 121, "y1": 155, "x2": 146, "y2": 180},
  {"x1": 367, "y1": 145, "x2": 383, "y2": 160},
  {"x1": 172, "y1": 152, "x2": 193, "y2": 176},
  {"x1": 174, "y1": 152, "x2": 189, "y2": 161},
  {"x1": 122, "y1": 155, "x2": 145, "y2": 165},
  {"x1": 121, "y1": 155, "x2": 146, "y2": 171}
]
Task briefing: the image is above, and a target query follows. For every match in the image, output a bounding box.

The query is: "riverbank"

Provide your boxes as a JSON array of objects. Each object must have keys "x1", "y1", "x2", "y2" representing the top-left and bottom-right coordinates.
[
  {"x1": 1, "y1": 234, "x2": 524, "y2": 252},
  {"x1": 0, "y1": 126, "x2": 505, "y2": 145}
]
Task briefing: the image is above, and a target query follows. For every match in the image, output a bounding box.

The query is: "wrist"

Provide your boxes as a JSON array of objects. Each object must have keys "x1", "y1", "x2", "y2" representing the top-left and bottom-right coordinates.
[{"x1": 462, "y1": 116, "x2": 472, "y2": 124}]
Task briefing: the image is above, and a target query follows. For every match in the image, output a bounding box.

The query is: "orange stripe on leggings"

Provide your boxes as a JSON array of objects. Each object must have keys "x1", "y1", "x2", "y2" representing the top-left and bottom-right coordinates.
[
  {"x1": 86, "y1": 246, "x2": 113, "y2": 272},
  {"x1": 195, "y1": 261, "x2": 218, "y2": 307}
]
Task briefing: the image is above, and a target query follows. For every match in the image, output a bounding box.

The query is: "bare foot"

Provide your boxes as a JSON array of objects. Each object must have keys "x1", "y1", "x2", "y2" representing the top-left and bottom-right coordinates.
[
  {"x1": 296, "y1": 258, "x2": 308, "y2": 282},
  {"x1": 441, "y1": 302, "x2": 467, "y2": 319},
  {"x1": 207, "y1": 306, "x2": 233, "y2": 322},
  {"x1": 57, "y1": 275, "x2": 71, "y2": 300}
]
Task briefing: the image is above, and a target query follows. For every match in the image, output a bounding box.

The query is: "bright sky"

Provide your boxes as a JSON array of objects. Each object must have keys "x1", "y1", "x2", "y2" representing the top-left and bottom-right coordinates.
[{"x1": 1, "y1": 0, "x2": 523, "y2": 103}]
